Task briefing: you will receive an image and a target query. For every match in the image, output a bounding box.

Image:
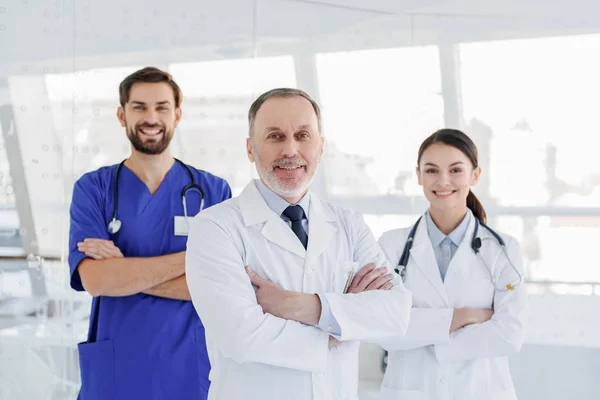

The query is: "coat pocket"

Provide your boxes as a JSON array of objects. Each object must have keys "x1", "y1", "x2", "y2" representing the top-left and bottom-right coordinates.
[
  {"x1": 77, "y1": 339, "x2": 115, "y2": 400},
  {"x1": 336, "y1": 261, "x2": 358, "y2": 293}
]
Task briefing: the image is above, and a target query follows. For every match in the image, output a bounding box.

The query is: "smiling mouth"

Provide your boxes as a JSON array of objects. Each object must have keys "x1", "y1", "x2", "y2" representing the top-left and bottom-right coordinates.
[
  {"x1": 433, "y1": 190, "x2": 456, "y2": 197},
  {"x1": 139, "y1": 127, "x2": 163, "y2": 136}
]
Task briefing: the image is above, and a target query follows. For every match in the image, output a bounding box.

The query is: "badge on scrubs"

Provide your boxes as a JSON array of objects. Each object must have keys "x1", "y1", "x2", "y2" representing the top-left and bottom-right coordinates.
[{"x1": 174, "y1": 216, "x2": 190, "y2": 236}]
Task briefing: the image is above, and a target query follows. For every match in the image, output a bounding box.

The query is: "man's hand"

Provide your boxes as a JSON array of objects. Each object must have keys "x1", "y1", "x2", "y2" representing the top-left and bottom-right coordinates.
[
  {"x1": 450, "y1": 308, "x2": 494, "y2": 332},
  {"x1": 78, "y1": 238, "x2": 124, "y2": 260},
  {"x1": 246, "y1": 266, "x2": 294, "y2": 319},
  {"x1": 246, "y1": 266, "x2": 321, "y2": 325},
  {"x1": 346, "y1": 263, "x2": 394, "y2": 294}
]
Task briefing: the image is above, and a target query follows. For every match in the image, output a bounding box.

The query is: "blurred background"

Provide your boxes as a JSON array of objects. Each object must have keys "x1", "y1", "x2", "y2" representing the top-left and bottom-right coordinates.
[{"x1": 1, "y1": 0, "x2": 600, "y2": 398}]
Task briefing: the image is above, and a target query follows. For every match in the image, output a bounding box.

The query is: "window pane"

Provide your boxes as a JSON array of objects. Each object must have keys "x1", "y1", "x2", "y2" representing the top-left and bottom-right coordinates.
[
  {"x1": 461, "y1": 34, "x2": 600, "y2": 208},
  {"x1": 460, "y1": 35, "x2": 600, "y2": 288},
  {"x1": 169, "y1": 56, "x2": 296, "y2": 195},
  {"x1": 45, "y1": 66, "x2": 144, "y2": 178},
  {"x1": 0, "y1": 132, "x2": 21, "y2": 255},
  {"x1": 316, "y1": 46, "x2": 444, "y2": 197}
]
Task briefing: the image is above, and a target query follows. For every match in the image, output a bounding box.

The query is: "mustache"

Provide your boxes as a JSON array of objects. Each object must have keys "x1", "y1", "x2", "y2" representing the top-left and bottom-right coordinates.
[{"x1": 272, "y1": 158, "x2": 307, "y2": 168}]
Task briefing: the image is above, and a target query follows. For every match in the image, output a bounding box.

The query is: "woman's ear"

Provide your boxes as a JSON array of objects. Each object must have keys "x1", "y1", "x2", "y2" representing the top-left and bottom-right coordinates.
[{"x1": 471, "y1": 166, "x2": 482, "y2": 186}]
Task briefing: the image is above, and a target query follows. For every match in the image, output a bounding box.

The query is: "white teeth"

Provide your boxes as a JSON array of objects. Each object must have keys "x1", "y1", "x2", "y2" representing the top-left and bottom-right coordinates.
[
  {"x1": 436, "y1": 191, "x2": 453, "y2": 196},
  {"x1": 277, "y1": 166, "x2": 301, "y2": 170},
  {"x1": 140, "y1": 128, "x2": 161, "y2": 135}
]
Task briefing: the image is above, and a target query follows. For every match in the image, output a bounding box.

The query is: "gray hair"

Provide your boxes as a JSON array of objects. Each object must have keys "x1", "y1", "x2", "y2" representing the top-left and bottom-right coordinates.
[{"x1": 247, "y1": 88, "x2": 322, "y2": 137}]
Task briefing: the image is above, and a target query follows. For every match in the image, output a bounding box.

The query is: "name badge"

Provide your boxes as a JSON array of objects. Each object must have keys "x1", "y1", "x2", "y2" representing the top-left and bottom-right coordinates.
[{"x1": 174, "y1": 216, "x2": 190, "y2": 236}]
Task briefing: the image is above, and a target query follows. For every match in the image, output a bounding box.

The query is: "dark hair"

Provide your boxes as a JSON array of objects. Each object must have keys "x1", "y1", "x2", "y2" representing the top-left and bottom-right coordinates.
[
  {"x1": 119, "y1": 67, "x2": 182, "y2": 108},
  {"x1": 417, "y1": 128, "x2": 487, "y2": 223},
  {"x1": 247, "y1": 88, "x2": 322, "y2": 137}
]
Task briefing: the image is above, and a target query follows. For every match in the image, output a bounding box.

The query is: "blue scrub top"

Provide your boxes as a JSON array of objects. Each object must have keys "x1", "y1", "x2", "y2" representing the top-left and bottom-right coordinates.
[{"x1": 68, "y1": 160, "x2": 231, "y2": 400}]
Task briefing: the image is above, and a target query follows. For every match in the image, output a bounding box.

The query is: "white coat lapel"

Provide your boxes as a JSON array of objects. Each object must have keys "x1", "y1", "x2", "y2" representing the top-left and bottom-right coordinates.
[
  {"x1": 408, "y1": 215, "x2": 449, "y2": 305},
  {"x1": 305, "y1": 193, "x2": 337, "y2": 265},
  {"x1": 444, "y1": 216, "x2": 477, "y2": 287},
  {"x1": 239, "y1": 181, "x2": 306, "y2": 259}
]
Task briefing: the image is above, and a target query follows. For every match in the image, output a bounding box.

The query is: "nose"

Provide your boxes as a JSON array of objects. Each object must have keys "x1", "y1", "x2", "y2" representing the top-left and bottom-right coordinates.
[
  {"x1": 280, "y1": 137, "x2": 300, "y2": 158},
  {"x1": 143, "y1": 109, "x2": 160, "y2": 125},
  {"x1": 437, "y1": 171, "x2": 452, "y2": 186}
]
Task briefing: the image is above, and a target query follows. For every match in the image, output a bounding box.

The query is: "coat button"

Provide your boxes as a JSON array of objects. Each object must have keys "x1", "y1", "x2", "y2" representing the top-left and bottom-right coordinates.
[{"x1": 306, "y1": 269, "x2": 313, "y2": 274}]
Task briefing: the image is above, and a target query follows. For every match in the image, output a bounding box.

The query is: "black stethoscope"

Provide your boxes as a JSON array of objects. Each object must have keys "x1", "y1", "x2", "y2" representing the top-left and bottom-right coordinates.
[
  {"x1": 395, "y1": 215, "x2": 523, "y2": 291},
  {"x1": 107, "y1": 158, "x2": 205, "y2": 234}
]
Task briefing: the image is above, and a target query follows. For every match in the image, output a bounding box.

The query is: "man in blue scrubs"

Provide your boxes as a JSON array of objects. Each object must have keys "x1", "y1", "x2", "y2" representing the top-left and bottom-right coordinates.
[{"x1": 68, "y1": 67, "x2": 231, "y2": 400}]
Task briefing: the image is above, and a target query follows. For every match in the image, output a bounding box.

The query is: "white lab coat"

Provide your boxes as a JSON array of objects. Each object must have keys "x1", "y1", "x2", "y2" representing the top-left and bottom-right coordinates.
[
  {"x1": 185, "y1": 181, "x2": 412, "y2": 400},
  {"x1": 377, "y1": 214, "x2": 527, "y2": 400}
]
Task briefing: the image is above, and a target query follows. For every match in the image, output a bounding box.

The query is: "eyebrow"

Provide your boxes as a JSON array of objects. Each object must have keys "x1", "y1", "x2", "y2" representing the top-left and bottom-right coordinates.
[
  {"x1": 130, "y1": 100, "x2": 171, "y2": 106},
  {"x1": 265, "y1": 125, "x2": 313, "y2": 132},
  {"x1": 424, "y1": 161, "x2": 466, "y2": 167}
]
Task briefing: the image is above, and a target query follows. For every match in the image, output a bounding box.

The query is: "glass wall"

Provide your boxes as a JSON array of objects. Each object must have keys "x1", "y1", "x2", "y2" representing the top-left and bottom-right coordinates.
[
  {"x1": 316, "y1": 45, "x2": 444, "y2": 197},
  {"x1": 460, "y1": 34, "x2": 600, "y2": 287}
]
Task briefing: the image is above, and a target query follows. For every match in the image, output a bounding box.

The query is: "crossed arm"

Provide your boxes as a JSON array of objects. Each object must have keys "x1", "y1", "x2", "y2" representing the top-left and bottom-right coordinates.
[
  {"x1": 76, "y1": 238, "x2": 394, "y2": 305},
  {"x1": 185, "y1": 214, "x2": 410, "y2": 371},
  {"x1": 245, "y1": 262, "x2": 395, "y2": 348},
  {"x1": 376, "y1": 234, "x2": 526, "y2": 361},
  {"x1": 77, "y1": 238, "x2": 190, "y2": 300}
]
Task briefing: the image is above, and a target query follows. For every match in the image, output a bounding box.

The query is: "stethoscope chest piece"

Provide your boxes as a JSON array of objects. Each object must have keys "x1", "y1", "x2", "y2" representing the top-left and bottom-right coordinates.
[
  {"x1": 107, "y1": 218, "x2": 122, "y2": 234},
  {"x1": 107, "y1": 158, "x2": 203, "y2": 235}
]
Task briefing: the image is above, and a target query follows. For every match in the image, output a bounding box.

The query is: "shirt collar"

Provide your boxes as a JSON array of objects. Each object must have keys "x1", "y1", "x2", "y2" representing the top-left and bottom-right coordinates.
[
  {"x1": 254, "y1": 179, "x2": 310, "y2": 219},
  {"x1": 425, "y1": 209, "x2": 472, "y2": 247}
]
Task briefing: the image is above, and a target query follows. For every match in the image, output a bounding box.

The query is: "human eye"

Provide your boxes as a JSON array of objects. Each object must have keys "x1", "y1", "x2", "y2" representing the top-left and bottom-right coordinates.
[{"x1": 267, "y1": 132, "x2": 283, "y2": 140}]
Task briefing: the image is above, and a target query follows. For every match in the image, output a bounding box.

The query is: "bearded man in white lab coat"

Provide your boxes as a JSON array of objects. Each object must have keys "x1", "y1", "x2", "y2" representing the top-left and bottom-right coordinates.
[{"x1": 185, "y1": 88, "x2": 412, "y2": 400}]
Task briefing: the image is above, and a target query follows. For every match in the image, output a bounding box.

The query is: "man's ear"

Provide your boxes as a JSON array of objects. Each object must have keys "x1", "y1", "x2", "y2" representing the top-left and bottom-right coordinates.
[
  {"x1": 247, "y1": 138, "x2": 255, "y2": 163},
  {"x1": 174, "y1": 107, "x2": 183, "y2": 128},
  {"x1": 117, "y1": 107, "x2": 126, "y2": 127}
]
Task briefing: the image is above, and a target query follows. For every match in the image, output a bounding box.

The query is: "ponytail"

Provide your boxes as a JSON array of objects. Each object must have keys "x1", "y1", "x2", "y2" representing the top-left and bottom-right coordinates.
[{"x1": 467, "y1": 190, "x2": 487, "y2": 223}]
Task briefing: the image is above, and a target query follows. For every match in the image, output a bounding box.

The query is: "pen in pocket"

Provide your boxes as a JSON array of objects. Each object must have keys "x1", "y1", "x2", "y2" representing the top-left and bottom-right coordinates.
[{"x1": 343, "y1": 264, "x2": 357, "y2": 293}]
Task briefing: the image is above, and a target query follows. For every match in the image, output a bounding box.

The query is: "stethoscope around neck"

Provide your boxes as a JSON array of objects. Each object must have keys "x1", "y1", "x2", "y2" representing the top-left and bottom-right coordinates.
[
  {"x1": 107, "y1": 158, "x2": 205, "y2": 234},
  {"x1": 395, "y1": 215, "x2": 523, "y2": 292}
]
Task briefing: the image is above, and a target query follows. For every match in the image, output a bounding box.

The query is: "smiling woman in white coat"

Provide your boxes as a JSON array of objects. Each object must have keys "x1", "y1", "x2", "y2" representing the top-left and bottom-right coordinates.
[
  {"x1": 185, "y1": 88, "x2": 412, "y2": 400},
  {"x1": 377, "y1": 129, "x2": 527, "y2": 400}
]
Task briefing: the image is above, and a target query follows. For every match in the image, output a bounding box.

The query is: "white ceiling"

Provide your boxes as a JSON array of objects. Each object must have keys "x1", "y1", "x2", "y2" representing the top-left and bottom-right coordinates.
[{"x1": 2, "y1": 0, "x2": 600, "y2": 74}]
